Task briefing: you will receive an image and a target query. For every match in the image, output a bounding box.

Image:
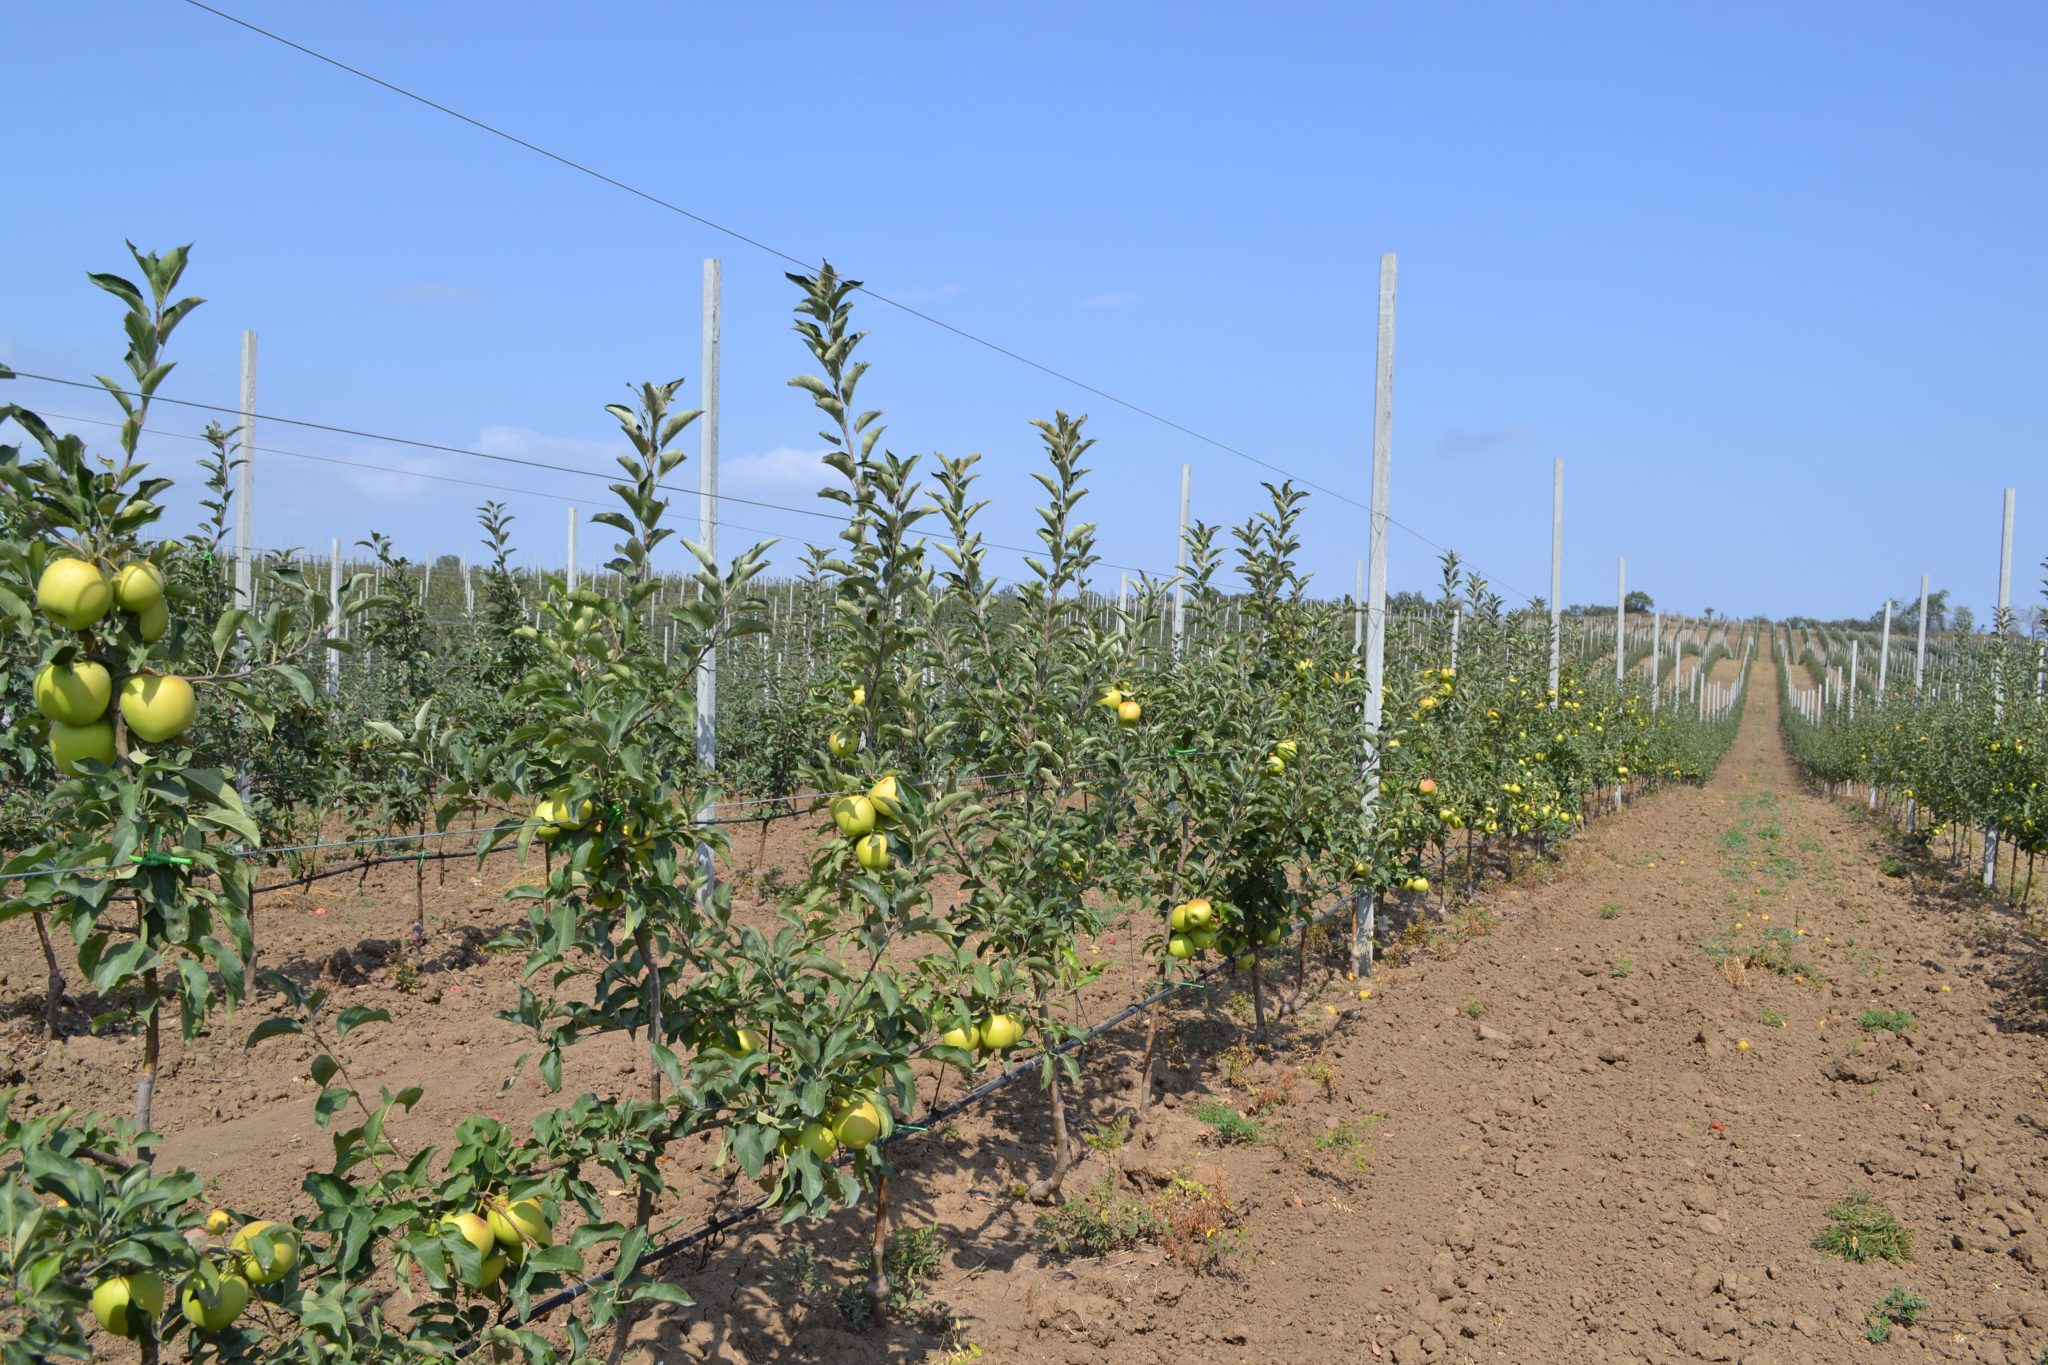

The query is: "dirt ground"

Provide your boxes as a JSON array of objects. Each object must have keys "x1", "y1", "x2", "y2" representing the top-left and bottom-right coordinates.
[{"x1": 10, "y1": 661, "x2": 2048, "y2": 1363}]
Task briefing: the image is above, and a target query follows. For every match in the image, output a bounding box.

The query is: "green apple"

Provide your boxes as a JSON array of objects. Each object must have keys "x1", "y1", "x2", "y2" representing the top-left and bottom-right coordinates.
[
  {"x1": 91, "y1": 1272, "x2": 165, "y2": 1338},
  {"x1": 832, "y1": 793, "x2": 877, "y2": 838},
  {"x1": 50, "y1": 718, "x2": 115, "y2": 775},
  {"x1": 832, "y1": 1096, "x2": 884, "y2": 1150},
  {"x1": 854, "y1": 833, "x2": 892, "y2": 871},
  {"x1": 118, "y1": 673, "x2": 197, "y2": 744},
  {"x1": 230, "y1": 1220, "x2": 299, "y2": 1286},
  {"x1": 485, "y1": 1199, "x2": 552, "y2": 1252},
  {"x1": 180, "y1": 1270, "x2": 251, "y2": 1333},
  {"x1": 112, "y1": 561, "x2": 166, "y2": 613},
  {"x1": 979, "y1": 1014, "x2": 1024, "y2": 1051},
  {"x1": 33, "y1": 660, "x2": 111, "y2": 725},
  {"x1": 867, "y1": 775, "x2": 906, "y2": 824},
  {"x1": 36, "y1": 558, "x2": 110, "y2": 631}
]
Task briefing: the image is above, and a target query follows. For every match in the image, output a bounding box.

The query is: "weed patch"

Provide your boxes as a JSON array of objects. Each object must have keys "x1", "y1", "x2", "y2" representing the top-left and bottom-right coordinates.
[
  {"x1": 1857, "y1": 1008, "x2": 1913, "y2": 1034},
  {"x1": 1813, "y1": 1192, "x2": 1912, "y2": 1265},
  {"x1": 1191, "y1": 1098, "x2": 1266, "y2": 1145},
  {"x1": 1865, "y1": 1287, "x2": 1926, "y2": 1343}
]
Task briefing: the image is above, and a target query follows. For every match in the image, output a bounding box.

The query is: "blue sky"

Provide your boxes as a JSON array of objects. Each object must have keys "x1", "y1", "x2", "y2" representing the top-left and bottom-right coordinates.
[{"x1": 5, "y1": 3, "x2": 2044, "y2": 621}]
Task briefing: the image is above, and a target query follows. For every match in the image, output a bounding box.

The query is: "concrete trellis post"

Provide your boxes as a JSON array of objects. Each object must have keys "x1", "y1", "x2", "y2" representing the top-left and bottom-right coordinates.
[
  {"x1": 1650, "y1": 612, "x2": 1661, "y2": 711},
  {"x1": 326, "y1": 538, "x2": 341, "y2": 695},
  {"x1": 567, "y1": 509, "x2": 579, "y2": 592},
  {"x1": 1985, "y1": 489, "x2": 2015, "y2": 887},
  {"x1": 696, "y1": 260, "x2": 723, "y2": 902},
  {"x1": 1354, "y1": 251, "x2": 1396, "y2": 979},
  {"x1": 1173, "y1": 464, "x2": 1190, "y2": 654},
  {"x1": 1548, "y1": 459, "x2": 1563, "y2": 706},
  {"x1": 1877, "y1": 600, "x2": 1891, "y2": 704},
  {"x1": 234, "y1": 331, "x2": 257, "y2": 610}
]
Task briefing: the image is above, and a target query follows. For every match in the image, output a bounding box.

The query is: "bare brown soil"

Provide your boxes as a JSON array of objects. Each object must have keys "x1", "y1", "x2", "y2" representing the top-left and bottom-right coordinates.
[{"x1": 11, "y1": 663, "x2": 2048, "y2": 1363}]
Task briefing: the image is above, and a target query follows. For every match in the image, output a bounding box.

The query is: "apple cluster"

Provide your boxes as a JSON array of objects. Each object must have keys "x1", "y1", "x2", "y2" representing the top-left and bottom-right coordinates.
[
  {"x1": 33, "y1": 555, "x2": 196, "y2": 773},
  {"x1": 91, "y1": 1217, "x2": 299, "y2": 1340}
]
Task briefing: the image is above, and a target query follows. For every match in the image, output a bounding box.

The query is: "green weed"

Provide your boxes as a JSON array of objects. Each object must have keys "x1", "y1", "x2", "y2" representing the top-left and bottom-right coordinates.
[
  {"x1": 1034, "y1": 1172, "x2": 1160, "y2": 1256},
  {"x1": 1865, "y1": 1287, "x2": 1925, "y2": 1344},
  {"x1": 1191, "y1": 1098, "x2": 1265, "y2": 1145},
  {"x1": 1813, "y1": 1192, "x2": 1912, "y2": 1265},
  {"x1": 1857, "y1": 1008, "x2": 1913, "y2": 1034}
]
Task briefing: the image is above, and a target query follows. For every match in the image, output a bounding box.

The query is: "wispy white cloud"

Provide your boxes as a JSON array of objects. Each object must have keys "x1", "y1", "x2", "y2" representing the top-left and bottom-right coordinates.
[
  {"x1": 892, "y1": 282, "x2": 962, "y2": 304},
  {"x1": 383, "y1": 282, "x2": 490, "y2": 304},
  {"x1": 724, "y1": 445, "x2": 845, "y2": 499},
  {"x1": 1437, "y1": 426, "x2": 1535, "y2": 457},
  {"x1": 472, "y1": 425, "x2": 619, "y2": 468},
  {"x1": 1082, "y1": 290, "x2": 1136, "y2": 309}
]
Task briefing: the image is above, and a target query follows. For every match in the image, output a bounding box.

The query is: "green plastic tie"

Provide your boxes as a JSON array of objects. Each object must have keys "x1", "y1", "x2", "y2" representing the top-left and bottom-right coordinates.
[{"x1": 131, "y1": 851, "x2": 193, "y2": 868}]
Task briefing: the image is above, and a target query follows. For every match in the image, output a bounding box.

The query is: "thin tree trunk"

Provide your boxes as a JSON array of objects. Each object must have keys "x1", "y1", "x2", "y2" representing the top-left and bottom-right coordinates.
[
  {"x1": 866, "y1": 1175, "x2": 891, "y2": 1321},
  {"x1": 32, "y1": 912, "x2": 67, "y2": 1036},
  {"x1": 1028, "y1": 1054, "x2": 1073, "y2": 1204},
  {"x1": 135, "y1": 970, "x2": 159, "y2": 1159},
  {"x1": 610, "y1": 923, "x2": 666, "y2": 1365},
  {"x1": 1130, "y1": 1005, "x2": 1159, "y2": 1115}
]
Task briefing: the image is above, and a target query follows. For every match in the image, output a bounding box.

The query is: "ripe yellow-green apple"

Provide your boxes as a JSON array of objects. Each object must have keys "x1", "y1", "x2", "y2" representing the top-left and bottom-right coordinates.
[
  {"x1": 50, "y1": 718, "x2": 115, "y2": 775},
  {"x1": 1264, "y1": 754, "x2": 1286, "y2": 775},
  {"x1": 939, "y1": 1021, "x2": 981, "y2": 1052},
  {"x1": 36, "y1": 558, "x2": 111, "y2": 631},
  {"x1": 486, "y1": 1199, "x2": 551, "y2": 1251},
  {"x1": 1097, "y1": 685, "x2": 1123, "y2": 708},
  {"x1": 136, "y1": 598, "x2": 169, "y2": 643},
  {"x1": 851, "y1": 684, "x2": 866, "y2": 705},
  {"x1": 827, "y1": 730, "x2": 857, "y2": 760},
  {"x1": 92, "y1": 1272, "x2": 165, "y2": 1338},
  {"x1": 1233, "y1": 951, "x2": 1257, "y2": 970},
  {"x1": 1417, "y1": 778, "x2": 1437, "y2": 795},
  {"x1": 181, "y1": 1270, "x2": 251, "y2": 1332},
  {"x1": 854, "y1": 833, "x2": 893, "y2": 871},
  {"x1": 438, "y1": 1211, "x2": 503, "y2": 1287},
  {"x1": 867, "y1": 775, "x2": 905, "y2": 824},
  {"x1": 1260, "y1": 924, "x2": 1285, "y2": 946},
  {"x1": 1116, "y1": 699, "x2": 1142, "y2": 727},
  {"x1": 1188, "y1": 927, "x2": 1220, "y2": 950},
  {"x1": 118, "y1": 673, "x2": 197, "y2": 744},
  {"x1": 1184, "y1": 897, "x2": 1214, "y2": 928},
  {"x1": 531, "y1": 794, "x2": 592, "y2": 842},
  {"x1": 832, "y1": 1096, "x2": 884, "y2": 1149},
  {"x1": 1275, "y1": 739, "x2": 1299, "y2": 763},
  {"x1": 979, "y1": 1014, "x2": 1023, "y2": 1051},
  {"x1": 33, "y1": 660, "x2": 111, "y2": 725},
  {"x1": 112, "y1": 561, "x2": 166, "y2": 613},
  {"x1": 230, "y1": 1220, "x2": 299, "y2": 1285},
  {"x1": 205, "y1": 1209, "x2": 232, "y2": 1235},
  {"x1": 1166, "y1": 933, "x2": 1195, "y2": 960},
  {"x1": 832, "y1": 793, "x2": 877, "y2": 838},
  {"x1": 794, "y1": 1121, "x2": 838, "y2": 1160},
  {"x1": 1407, "y1": 876, "x2": 1430, "y2": 893}
]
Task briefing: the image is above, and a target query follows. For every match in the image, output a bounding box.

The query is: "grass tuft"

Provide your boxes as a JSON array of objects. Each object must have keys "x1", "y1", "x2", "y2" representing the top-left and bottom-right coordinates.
[{"x1": 1813, "y1": 1192, "x2": 1912, "y2": 1265}]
